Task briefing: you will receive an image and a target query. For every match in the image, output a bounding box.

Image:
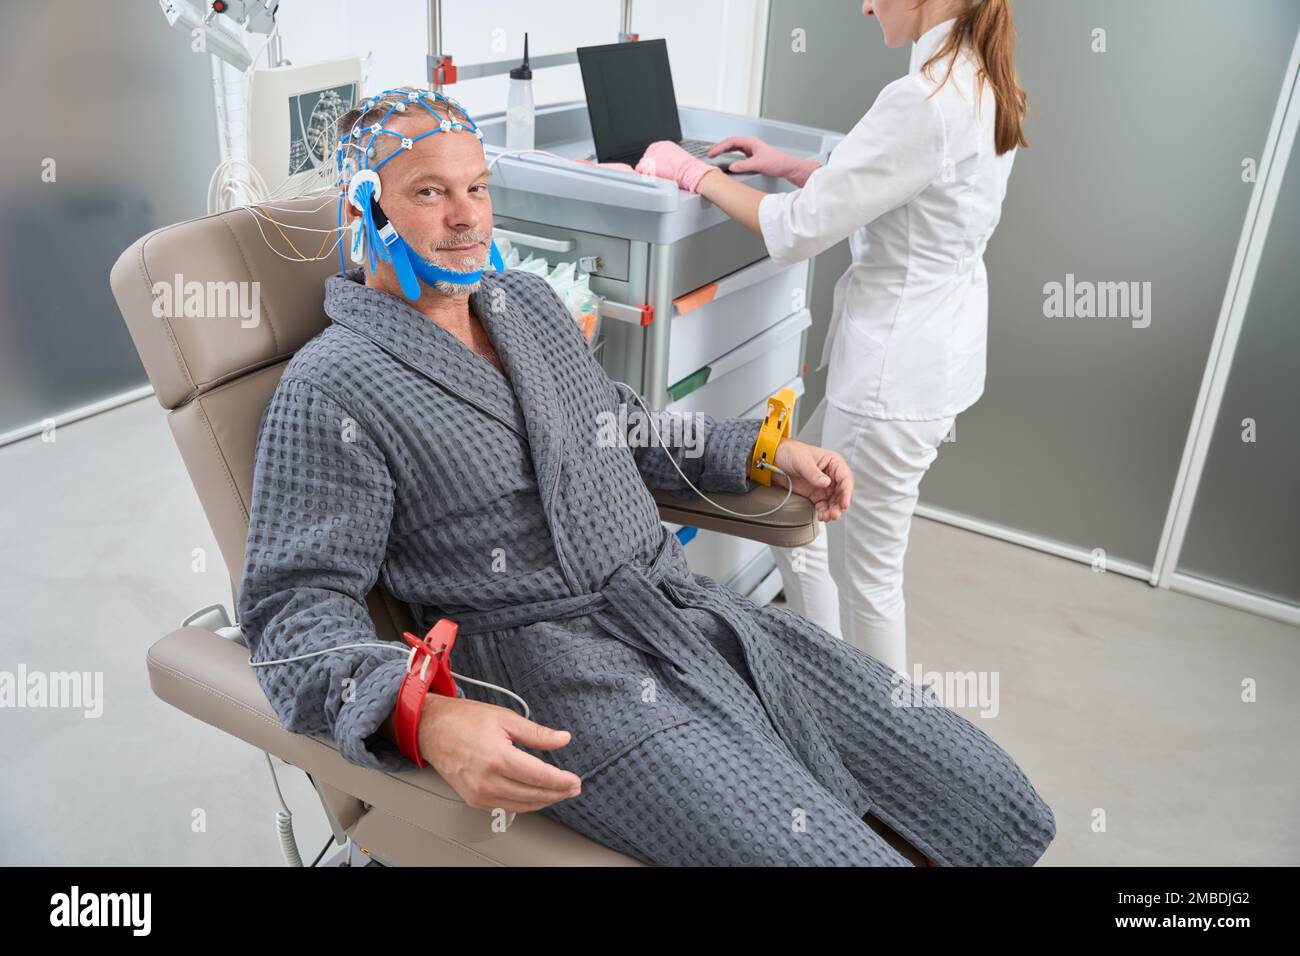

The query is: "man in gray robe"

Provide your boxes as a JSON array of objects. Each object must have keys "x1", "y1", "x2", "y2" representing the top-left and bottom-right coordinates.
[{"x1": 237, "y1": 89, "x2": 1057, "y2": 866}]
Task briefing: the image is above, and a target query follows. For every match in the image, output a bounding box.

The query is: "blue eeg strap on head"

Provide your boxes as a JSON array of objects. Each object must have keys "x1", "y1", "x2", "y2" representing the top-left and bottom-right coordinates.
[{"x1": 336, "y1": 87, "x2": 504, "y2": 300}]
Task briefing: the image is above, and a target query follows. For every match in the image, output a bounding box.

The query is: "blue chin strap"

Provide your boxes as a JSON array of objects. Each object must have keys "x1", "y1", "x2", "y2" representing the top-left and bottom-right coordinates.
[
  {"x1": 378, "y1": 213, "x2": 505, "y2": 302},
  {"x1": 337, "y1": 87, "x2": 505, "y2": 302}
]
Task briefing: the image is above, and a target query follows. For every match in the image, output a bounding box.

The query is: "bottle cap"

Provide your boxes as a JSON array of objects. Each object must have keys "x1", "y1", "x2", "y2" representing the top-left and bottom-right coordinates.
[{"x1": 510, "y1": 32, "x2": 532, "y2": 80}]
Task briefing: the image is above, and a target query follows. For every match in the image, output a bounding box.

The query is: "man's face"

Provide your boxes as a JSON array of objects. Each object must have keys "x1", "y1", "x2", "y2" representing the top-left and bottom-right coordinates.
[{"x1": 347, "y1": 108, "x2": 493, "y2": 299}]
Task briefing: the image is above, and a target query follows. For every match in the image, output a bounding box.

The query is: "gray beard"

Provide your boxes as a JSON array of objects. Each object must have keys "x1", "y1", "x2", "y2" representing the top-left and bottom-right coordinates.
[
  {"x1": 428, "y1": 248, "x2": 485, "y2": 297},
  {"x1": 431, "y1": 279, "x2": 481, "y2": 297}
]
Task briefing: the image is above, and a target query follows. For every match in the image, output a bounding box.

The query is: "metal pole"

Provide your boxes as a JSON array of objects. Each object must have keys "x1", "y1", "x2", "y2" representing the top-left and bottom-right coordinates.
[
  {"x1": 643, "y1": 243, "x2": 673, "y2": 408},
  {"x1": 267, "y1": 30, "x2": 284, "y2": 68},
  {"x1": 619, "y1": 0, "x2": 635, "y2": 42},
  {"x1": 428, "y1": 0, "x2": 444, "y2": 90}
]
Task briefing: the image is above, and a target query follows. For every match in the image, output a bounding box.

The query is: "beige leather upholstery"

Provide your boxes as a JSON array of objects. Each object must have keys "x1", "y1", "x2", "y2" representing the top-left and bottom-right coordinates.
[{"x1": 110, "y1": 195, "x2": 814, "y2": 865}]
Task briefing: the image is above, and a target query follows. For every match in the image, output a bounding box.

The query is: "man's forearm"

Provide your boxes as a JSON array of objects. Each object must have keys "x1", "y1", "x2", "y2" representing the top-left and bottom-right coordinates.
[{"x1": 697, "y1": 416, "x2": 765, "y2": 495}]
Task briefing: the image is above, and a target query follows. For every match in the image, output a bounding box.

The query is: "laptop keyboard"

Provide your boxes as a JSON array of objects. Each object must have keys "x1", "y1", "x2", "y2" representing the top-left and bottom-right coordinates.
[
  {"x1": 679, "y1": 139, "x2": 716, "y2": 158},
  {"x1": 588, "y1": 140, "x2": 719, "y2": 166}
]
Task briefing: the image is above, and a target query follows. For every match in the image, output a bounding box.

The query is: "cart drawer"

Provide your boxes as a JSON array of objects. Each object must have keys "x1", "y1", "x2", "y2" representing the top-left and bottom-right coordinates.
[
  {"x1": 666, "y1": 309, "x2": 811, "y2": 420},
  {"x1": 667, "y1": 258, "x2": 809, "y2": 384},
  {"x1": 492, "y1": 215, "x2": 631, "y2": 281}
]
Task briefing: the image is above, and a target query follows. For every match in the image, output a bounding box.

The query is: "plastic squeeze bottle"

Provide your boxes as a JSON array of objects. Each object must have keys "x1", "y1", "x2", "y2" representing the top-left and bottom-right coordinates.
[{"x1": 506, "y1": 33, "x2": 534, "y2": 151}]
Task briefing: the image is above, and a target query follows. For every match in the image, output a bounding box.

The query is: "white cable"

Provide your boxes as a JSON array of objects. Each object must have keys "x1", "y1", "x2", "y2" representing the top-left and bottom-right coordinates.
[
  {"x1": 612, "y1": 381, "x2": 797, "y2": 518},
  {"x1": 211, "y1": 159, "x2": 266, "y2": 210},
  {"x1": 486, "y1": 147, "x2": 633, "y2": 177},
  {"x1": 241, "y1": 206, "x2": 344, "y2": 233},
  {"x1": 243, "y1": 213, "x2": 344, "y2": 263},
  {"x1": 207, "y1": 157, "x2": 272, "y2": 214},
  {"x1": 263, "y1": 751, "x2": 304, "y2": 867},
  {"x1": 245, "y1": 193, "x2": 340, "y2": 217},
  {"x1": 247, "y1": 643, "x2": 530, "y2": 719},
  {"x1": 487, "y1": 147, "x2": 557, "y2": 174},
  {"x1": 248, "y1": 640, "x2": 408, "y2": 666},
  {"x1": 453, "y1": 673, "x2": 531, "y2": 721},
  {"x1": 231, "y1": 190, "x2": 347, "y2": 263}
]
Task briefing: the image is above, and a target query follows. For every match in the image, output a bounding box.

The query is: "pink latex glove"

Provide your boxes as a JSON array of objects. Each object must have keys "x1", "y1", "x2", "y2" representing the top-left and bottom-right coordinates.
[
  {"x1": 708, "y1": 136, "x2": 821, "y2": 187},
  {"x1": 635, "y1": 140, "x2": 716, "y2": 193}
]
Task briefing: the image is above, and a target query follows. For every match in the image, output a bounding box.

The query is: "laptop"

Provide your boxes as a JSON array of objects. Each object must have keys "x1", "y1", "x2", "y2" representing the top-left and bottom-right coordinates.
[{"x1": 577, "y1": 39, "x2": 740, "y2": 169}]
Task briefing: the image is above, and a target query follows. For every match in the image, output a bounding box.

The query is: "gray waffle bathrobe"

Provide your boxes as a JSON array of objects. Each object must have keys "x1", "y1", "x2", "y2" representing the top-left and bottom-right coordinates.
[{"x1": 237, "y1": 266, "x2": 1057, "y2": 866}]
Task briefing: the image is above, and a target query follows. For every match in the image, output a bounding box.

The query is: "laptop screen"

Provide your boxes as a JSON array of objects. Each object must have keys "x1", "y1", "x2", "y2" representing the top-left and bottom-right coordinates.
[{"x1": 578, "y1": 39, "x2": 683, "y2": 164}]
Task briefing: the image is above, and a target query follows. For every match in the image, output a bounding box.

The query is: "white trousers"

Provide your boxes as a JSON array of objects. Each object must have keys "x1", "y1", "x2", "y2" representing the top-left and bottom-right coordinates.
[{"x1": 771, "y1": 398, "x2": 955, "y2": 676}]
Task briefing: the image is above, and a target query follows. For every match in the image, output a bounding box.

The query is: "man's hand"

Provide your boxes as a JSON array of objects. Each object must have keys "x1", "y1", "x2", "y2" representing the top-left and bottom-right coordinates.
[
  {"x1": 771, "y1": 437, "x2": 853, "y2": 522},
  {"x1": 415, "y1": 694, "x2": 583, "y2": 812}
]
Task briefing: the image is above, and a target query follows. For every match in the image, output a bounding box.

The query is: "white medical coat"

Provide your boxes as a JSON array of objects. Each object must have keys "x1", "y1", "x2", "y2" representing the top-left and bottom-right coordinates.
[{"x1": 758, "y1": 17, "x2": 1017, "y2": 421}]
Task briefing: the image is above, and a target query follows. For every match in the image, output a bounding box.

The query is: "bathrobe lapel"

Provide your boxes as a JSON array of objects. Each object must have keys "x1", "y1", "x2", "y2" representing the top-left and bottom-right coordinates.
[
  {"x1": 467, "y1": 272, "x2": 567, "y2": 519},
  {"x1": 322, "y1": 270, "x2": 566, "y2": 521}
]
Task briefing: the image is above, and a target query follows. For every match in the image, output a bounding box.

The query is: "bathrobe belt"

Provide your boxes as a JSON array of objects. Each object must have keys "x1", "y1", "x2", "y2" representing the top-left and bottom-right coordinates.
[
  {"x1": 447, "y1": 530, "x2": 876, "y2": 817},
  {"x1": 449, "y1": 527, "x2": 686, "y2": 668}
]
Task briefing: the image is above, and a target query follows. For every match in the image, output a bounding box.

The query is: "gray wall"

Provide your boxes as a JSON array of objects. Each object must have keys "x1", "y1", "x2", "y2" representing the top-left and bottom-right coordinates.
[
  {"x1": 1177, "y1": 125, "x2": 1300, "y2": 605},
  {"x1": 0, "y1": 0, "x2": 221, "y2": 437},
  {"x1": 762, "y1": 0, "x2": 1300, "y2": 575}
]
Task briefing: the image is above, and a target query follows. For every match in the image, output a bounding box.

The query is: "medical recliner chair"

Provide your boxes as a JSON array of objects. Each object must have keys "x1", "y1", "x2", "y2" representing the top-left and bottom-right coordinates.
[{"x1": 109, "y1": 195, "x2": 818, "y2": 867}]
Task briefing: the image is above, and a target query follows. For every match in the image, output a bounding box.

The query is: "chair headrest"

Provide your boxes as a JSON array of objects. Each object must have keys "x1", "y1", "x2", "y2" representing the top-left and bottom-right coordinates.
[{"x1": 110, "y1": 195, "x2": 345, "y2": 410}]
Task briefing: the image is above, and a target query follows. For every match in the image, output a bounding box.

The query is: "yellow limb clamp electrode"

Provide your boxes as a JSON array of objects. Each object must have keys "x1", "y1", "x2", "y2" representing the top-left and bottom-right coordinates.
[{"x1": 748, "y1": 387, "x2": 797, "y2": 485}]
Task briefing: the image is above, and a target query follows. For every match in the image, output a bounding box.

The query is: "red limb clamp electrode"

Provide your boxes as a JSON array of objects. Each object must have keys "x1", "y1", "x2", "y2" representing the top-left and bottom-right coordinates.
[{"x1": 393, "y1": 619, "x2": 459, "y2": 768}]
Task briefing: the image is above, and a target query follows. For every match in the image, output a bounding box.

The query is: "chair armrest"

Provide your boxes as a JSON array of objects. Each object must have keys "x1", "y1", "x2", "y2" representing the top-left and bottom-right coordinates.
[
  {"x1": 652, "y1": 484, "x2": 816, "y2": 548},
  {"x1": 146, "y1": 627, "x2": 641, "y2": 865}
]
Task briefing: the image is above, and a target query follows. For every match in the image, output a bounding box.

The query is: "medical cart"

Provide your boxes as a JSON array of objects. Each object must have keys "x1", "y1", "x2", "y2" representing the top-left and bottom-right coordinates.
[{"x1": 474, "y1": 101, "x2": 844, "y2": 602}]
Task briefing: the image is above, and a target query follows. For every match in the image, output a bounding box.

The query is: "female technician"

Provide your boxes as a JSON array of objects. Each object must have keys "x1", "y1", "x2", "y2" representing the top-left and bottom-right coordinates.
[{"x1": 638, "y1": 0, "x2": 1028, "y2": 673}]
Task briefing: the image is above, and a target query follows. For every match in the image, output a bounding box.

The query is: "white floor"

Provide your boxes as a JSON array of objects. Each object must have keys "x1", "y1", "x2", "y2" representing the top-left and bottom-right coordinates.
[{"x1": 2, "y1": 395, "x2": 1297, "y2": 865}]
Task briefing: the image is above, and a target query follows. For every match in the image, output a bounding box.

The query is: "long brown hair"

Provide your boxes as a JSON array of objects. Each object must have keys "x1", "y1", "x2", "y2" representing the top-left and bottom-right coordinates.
[{"x1": 919, "y1": 0, "x2": 1028, "y2": 154}]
